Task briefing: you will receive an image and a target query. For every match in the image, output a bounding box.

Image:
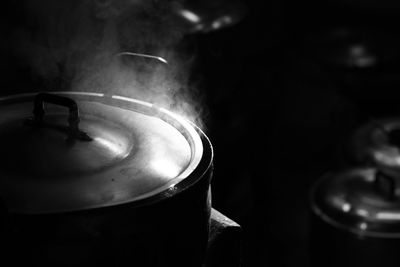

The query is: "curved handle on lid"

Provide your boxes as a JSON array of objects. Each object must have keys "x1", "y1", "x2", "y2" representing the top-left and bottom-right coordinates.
[
  {"x1": 26, "y1": 93, "x2": 92, "y2": 142},
  {"x1": 34, "y1": 93, "x2": 79, "y2": 127}
]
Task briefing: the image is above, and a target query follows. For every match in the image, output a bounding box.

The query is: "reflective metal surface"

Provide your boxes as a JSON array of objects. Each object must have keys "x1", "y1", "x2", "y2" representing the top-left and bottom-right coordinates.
[
  {"x1": 311, "y1": 167, "x2": 400, "y2": 237},
  {"x1": 0, "y1": 92, "x2": 204, "y2": 213}
]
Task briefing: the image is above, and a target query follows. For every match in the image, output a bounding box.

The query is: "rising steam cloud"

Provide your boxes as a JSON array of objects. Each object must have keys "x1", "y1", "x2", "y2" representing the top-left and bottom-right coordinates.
[{"x1": 11, "y1": 0, "x2": 206, "y2": 128}]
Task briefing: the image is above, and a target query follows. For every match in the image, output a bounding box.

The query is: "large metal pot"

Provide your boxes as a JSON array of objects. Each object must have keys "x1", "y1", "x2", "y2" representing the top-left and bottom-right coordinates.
[
  {"x1": 0, "y1": 92, "x2": 213, "y2": 267},
  {"x1": 310, "y1": 167, "x2": 400, "y2": 267}
]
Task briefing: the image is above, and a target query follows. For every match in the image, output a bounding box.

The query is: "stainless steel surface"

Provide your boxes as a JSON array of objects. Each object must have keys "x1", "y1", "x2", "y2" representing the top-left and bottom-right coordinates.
[
  {"x1": 310, "y1": 167, "x2": 400, "y2": 267},
  {"x1": 311, "y1": 167, "x2": 400, "y2": 237},
  {"x1": 0, "y1": 92, "x2": 203, "y2": 213}
]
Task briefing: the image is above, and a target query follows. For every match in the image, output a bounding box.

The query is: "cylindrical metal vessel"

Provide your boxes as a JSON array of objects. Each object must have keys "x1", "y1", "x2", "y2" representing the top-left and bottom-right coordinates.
[
  {"x1": 310, "y1": 167, "x2": 400, "y2": 267},
  {"x1": 0, "y1": 92, "x2": 213, "y2": 267}
]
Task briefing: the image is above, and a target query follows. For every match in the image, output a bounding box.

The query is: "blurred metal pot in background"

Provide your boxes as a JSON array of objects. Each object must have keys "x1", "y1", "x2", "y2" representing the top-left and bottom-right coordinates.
[{"x1": 310, "y1": 167, "x2": 400, "y2": 267}]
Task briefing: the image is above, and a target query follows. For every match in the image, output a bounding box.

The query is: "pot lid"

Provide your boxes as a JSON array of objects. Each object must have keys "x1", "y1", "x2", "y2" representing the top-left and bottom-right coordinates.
[
  {"x1": 311, "y1": 167, "x2": 400, "y2": 237},
  {"x1": 352, "y1": 118, "x2": 400, "y2": 173},
  {"x1": 0, "y1": 92, "x2": 207, "y2": 214}
]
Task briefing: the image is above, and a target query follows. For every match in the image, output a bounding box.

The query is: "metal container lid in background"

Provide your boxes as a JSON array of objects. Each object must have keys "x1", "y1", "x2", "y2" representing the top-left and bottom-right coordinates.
[{"x1": 311, "y1": 167, "x2": 400, "y2": 238}]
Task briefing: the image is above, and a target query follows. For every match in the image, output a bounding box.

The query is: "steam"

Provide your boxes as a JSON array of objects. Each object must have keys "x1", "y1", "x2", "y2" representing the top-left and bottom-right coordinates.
[{"x1": 11, "y1": 0, "x2": 205, "y2": 129}]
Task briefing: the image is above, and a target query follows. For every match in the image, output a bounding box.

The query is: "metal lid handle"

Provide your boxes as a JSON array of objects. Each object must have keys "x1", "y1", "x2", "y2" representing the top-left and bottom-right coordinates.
[{"x1": 27, "y1": 93, "x2": 92, "y2": 142}]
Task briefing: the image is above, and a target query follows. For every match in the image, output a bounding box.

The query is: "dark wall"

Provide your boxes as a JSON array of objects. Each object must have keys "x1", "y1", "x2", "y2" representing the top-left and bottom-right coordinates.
[{"x1": 197, "y1": 1, "x2": 400, "y2": 266}]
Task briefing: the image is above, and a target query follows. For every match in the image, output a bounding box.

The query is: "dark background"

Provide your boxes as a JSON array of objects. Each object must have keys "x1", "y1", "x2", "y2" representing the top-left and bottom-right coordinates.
[
  {"x1": 195, "y1": 1, "x2": 400, "y2": 266},
  {"x1": 3, "y1": 1, "x2": 400, "y2": 266}
]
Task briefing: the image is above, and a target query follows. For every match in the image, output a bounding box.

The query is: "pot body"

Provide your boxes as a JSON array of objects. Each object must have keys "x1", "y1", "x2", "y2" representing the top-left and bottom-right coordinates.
[
  {"x1": 1, "y1": 179, "x2": 212, "y2": 267},
  {"x1": 0, "y1": 92, "x2": 214, "y2": 267}
]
